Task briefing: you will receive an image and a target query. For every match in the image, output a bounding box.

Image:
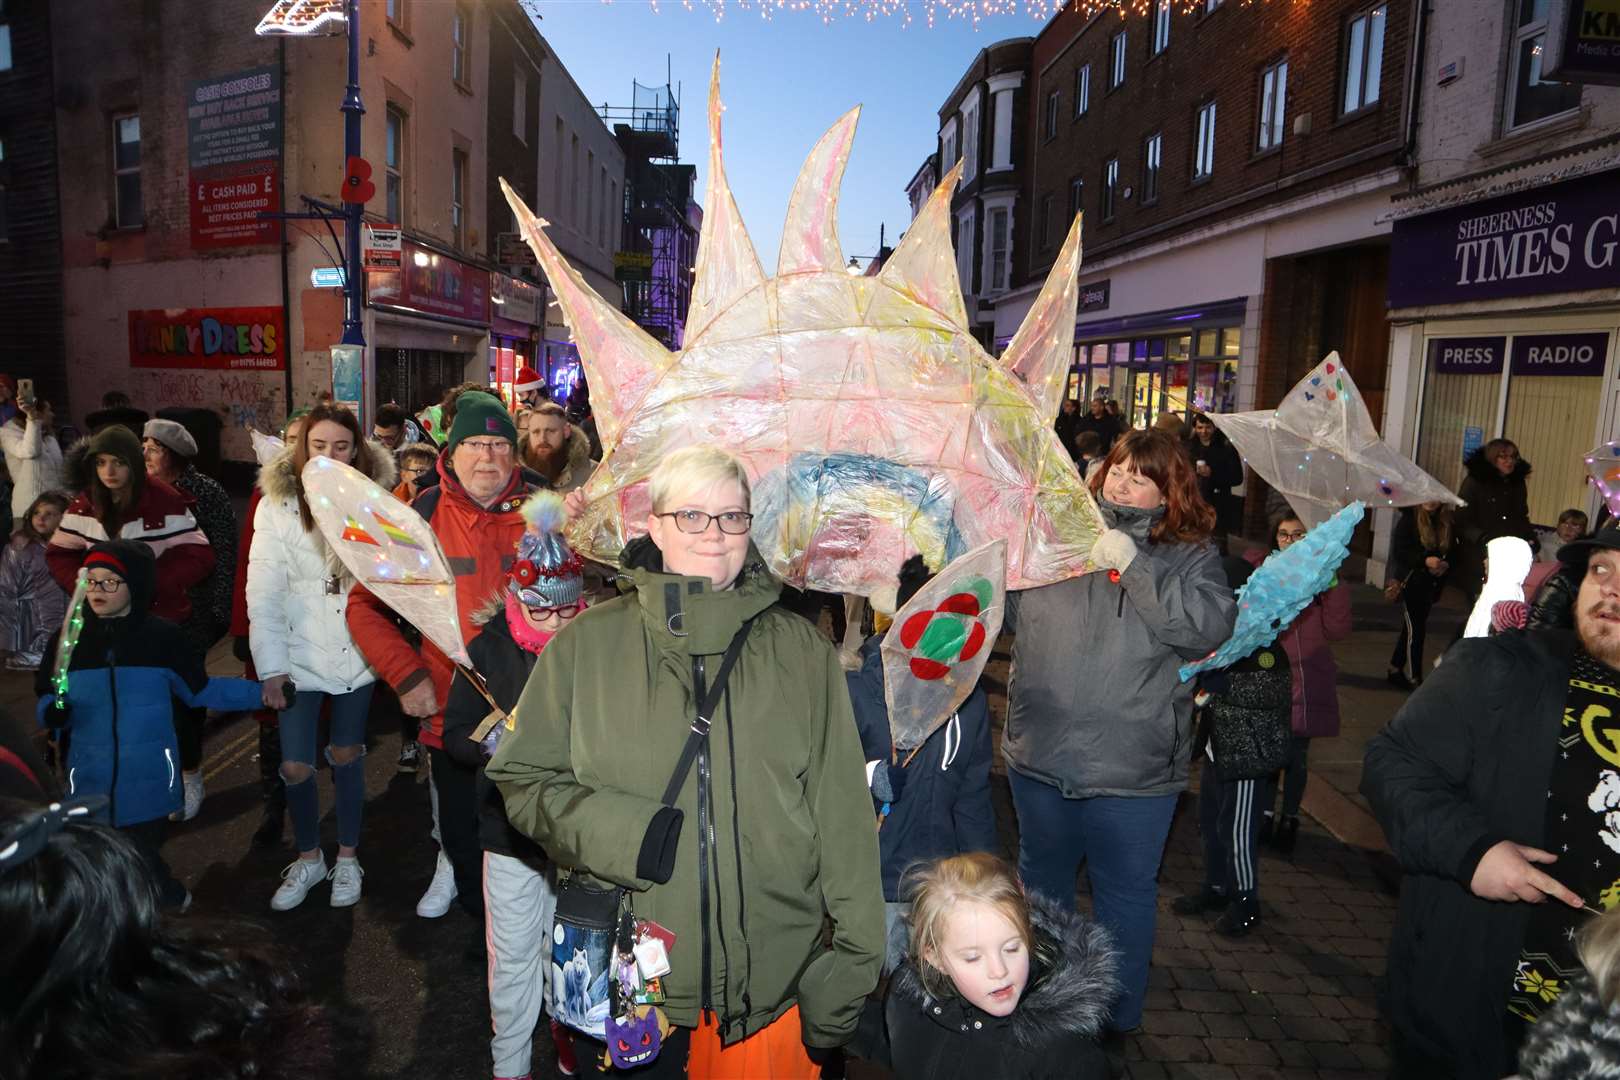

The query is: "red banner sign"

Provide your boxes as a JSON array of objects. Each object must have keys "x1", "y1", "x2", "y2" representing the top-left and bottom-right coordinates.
[
  {"x1": 128, "y1": 307, "x2": 287, "y2": 371},
  {"x1": 366, "y1": 241, "x2": 491, "y2": 325},
  {"x1": 189, "y1": 161, "x2": 281, "y2": 249}
]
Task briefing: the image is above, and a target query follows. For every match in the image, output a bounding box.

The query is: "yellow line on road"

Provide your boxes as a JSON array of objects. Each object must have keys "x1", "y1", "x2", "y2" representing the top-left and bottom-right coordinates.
[{"x1": 201, "y1": 726, "x2": 261, "y2": 783}]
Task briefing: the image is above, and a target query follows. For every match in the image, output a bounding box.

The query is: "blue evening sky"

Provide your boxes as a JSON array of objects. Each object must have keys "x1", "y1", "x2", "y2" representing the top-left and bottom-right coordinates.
[{"x1": 526, "y1": 1, "x2": 1049, "y2": 269}]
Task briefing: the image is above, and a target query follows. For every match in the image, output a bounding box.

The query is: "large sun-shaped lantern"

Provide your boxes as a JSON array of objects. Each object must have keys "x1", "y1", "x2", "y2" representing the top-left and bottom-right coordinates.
[{"x1": 501, "y1": 56, "x2": 1103, "y2": 593}]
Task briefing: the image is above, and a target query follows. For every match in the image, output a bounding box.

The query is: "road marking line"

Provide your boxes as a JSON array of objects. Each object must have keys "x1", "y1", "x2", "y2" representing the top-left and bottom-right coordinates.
[{"x1": 201, "y1": 726, "x2": 261, "y2": 783}]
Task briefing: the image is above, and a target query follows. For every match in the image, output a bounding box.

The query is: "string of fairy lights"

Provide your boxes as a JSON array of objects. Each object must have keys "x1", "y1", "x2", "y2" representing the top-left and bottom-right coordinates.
[{"x1": 640, "y1": 0, "x2": 1270, "y2": 28}]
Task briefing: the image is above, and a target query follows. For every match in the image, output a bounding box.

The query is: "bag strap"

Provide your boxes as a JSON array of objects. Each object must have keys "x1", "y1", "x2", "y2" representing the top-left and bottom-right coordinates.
[{"x1": 661, "y1": 616, "x2": 756, "y2": 808}]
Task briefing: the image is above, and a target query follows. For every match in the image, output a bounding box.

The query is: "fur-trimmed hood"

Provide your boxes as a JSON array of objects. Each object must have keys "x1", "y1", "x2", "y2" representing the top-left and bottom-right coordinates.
[
  {"x1": 1464, "y1": 446, "x2": 1532, "y2": 485},
  {"x1": 889, "y1": 891, "x2": 1120, "y2": 1051},
  {"x1": 1517, "y1": 975, "x2": 1620, "y2": 1079},
  {"x1": 257, "y1": 438, "x2": 398, "y2": 503},
  {"x1": 64, "y1": 429, "x2": 146, "y2": 497}
]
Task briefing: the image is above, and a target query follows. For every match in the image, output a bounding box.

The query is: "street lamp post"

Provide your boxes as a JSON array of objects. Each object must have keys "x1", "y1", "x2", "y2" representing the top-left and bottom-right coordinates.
[{"x1": 339, "y1": 0, "x2": 365, "y2": 347}]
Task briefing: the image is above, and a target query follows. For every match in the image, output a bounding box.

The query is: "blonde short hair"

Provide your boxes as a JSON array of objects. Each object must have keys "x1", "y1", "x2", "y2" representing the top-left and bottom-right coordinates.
[
  {"x1": 647, "y1": 446, "x2": 751, "y2": 514},
  {"x1": 905, "y1": 853, "x2": 1040, "y2": 1000},
  {"x1": 1581, "y1": 909, "x2": 1620, "y2": 1007}
]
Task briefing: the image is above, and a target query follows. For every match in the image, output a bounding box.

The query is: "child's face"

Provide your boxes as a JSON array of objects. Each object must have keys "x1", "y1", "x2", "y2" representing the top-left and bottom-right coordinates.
[
  {"x1": 928, "y1": 900, "x2": 1031, "y2": 1018},
  {"x1": 95, "y1": 454, "x2": 131, "y2": 492},
  {"x1": 85, "y1": 569, "x2": 132, "y2": 618},
  {"x1": 1558, "y1": 517, "x2": 1587, "y2": 542},
  {"x1": 31, "y1": 504, "x2": 62, "y2": 539},
  {"x1": 519, "y1": 603, "x2": 574, "y2": 633}
]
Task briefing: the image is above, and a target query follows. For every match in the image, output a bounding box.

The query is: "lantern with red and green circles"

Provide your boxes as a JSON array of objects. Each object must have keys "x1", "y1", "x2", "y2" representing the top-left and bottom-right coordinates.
[{"x1": 881, "y1": 540, "x2": 1007, "y2": 750}]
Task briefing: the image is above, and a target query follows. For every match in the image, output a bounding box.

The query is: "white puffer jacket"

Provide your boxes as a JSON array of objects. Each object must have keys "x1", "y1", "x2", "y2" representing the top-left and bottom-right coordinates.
[{"x1": 247, "y1": 440, "x2": 396, "y2": 695}]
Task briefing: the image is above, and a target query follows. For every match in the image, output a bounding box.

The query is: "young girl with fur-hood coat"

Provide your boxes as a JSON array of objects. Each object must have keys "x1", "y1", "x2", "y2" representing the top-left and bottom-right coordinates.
[
  {"x1": 855, "y1": 853, "x2": 1121, "y2": 1080},
  {"x1": 246, "y1": 404, "x2": 394, "y2": 913}
]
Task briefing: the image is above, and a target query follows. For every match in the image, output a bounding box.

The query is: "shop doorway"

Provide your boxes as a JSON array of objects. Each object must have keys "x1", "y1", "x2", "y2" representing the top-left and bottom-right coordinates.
[{"x1": 375, "y1": 349, "x2": 472, "y2": 414}]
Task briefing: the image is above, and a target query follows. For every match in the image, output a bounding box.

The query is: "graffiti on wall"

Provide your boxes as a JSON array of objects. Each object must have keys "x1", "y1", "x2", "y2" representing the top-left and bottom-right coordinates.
[{"x1": 131, "y1": 369, "x2": 284, "y2": 461}]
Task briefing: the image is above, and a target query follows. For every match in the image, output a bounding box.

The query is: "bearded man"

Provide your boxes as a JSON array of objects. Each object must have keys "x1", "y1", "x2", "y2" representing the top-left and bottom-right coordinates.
[
  {"x1": 1362, "y1": 526, "x2": 1620, "y2": 1078},
  {"x1": 520, "y1": 402, "x2": 592, "y2": 494}
]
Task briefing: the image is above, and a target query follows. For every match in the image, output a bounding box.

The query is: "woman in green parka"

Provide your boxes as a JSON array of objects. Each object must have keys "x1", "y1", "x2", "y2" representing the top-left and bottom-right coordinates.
[{"x1": 486, "y1": 445, "x2": 885, "y2": 1076}]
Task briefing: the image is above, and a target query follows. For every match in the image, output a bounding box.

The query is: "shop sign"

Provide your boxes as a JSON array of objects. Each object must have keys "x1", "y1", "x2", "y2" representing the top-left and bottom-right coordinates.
[
  {"x1": 1462, "y1": 426, "x2": 1484, "y2": 461},
  {"x1": 1079, "y1": 278, "x2": 1110, "y2": 313},
  {"x1": 363, "y1": 224, "x2": 402, "y2": 269},
  {"x1": 491, "y1": 273, "x2": 541, "y2": 326},
  {"x1": 1388, "y1": 168, "x2": 1620, "y2": 308},
  {"x1": 1510, "y1": 332, "x2": 1611, "y2": 376},
  {"x1": 128, "y1": 307, "x2": 286, "y2": 371},
  {"x1": 614, "y1": 250, "x2": 654, "y2": 283},
  {"x1": 366, "y1": 242, "x2": 490, "y2": 325},
  {"x1": 1545, "y1": 0, "x2": 1620, "y2": 86},
  {"x1": 186, "y1": 67, "x2": 282, "y2": 249},
  {"x1": 496, "y1": 233, "x2": 538, "y2": 268},
  {"x1": 1428, "y1": 336, "x2": 1506, "y2": 374}
]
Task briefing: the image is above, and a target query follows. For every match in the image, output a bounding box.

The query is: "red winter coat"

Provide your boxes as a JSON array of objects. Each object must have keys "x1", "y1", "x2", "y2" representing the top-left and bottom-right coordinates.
[
  {"x1": 345, "y1": 455, "x2": 539, "y2": 748},
  {"x1": 1245, "y1": 548, "x2": 1352, "y2": 739},
  {"x1": 49, "y1": 480, "x2": 214, "y2": 625}
]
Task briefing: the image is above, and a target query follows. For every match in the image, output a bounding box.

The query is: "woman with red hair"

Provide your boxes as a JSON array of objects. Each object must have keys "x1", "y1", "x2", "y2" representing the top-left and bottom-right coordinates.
[{"x1": 1004, "y1": 428, "x2": 1236, "y2": 1048}]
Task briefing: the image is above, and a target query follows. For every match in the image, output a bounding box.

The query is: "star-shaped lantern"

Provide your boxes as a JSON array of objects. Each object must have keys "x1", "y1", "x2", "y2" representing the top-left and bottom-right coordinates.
[
  {"x1": 499, "y1": 56, "x2": 1102, "y2": 594},
  {"x1": 1211, "y1": 353, "x2": 1463, "y2": 529}
]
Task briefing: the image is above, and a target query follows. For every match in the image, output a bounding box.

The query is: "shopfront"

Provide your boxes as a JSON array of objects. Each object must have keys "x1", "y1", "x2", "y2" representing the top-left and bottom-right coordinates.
[
  {"x1": 1391, "y1": 167, "x2": 1620, "y2": 529},
  {"x1": 1066, "y1": 299, "x2": 1248, "y2": 428},
  {"x1": 490, "y1": 273, "x2": 542, "y2": 407},
  {"x1": 365, "y1": 239, "x2": 492, "y2": 417}
]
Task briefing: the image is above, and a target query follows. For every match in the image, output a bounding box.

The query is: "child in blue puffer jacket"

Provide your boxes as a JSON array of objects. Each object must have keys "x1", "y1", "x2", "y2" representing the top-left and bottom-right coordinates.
[
  {"x1": 35, "y1": 539, "x2": 262, "y2": 909},
  {"x1": 847, "y1": 554, "x2": 1000, "y2": 973}
]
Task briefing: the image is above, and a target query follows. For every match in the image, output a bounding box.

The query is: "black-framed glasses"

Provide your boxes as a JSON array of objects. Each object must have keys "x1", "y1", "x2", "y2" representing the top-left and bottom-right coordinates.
[
  {"x1": 85, "y1": 578, "x2": 127, "y2": 593},
  {"x1": 656, "y1": 510, "x2": 754, "y2": 536}
]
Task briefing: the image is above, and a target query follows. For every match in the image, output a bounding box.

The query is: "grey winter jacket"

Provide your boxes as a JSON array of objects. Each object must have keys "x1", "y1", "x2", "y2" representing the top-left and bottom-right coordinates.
[{"x1": 1004, "y1": 501, "x2": 1236, "y2": 799}]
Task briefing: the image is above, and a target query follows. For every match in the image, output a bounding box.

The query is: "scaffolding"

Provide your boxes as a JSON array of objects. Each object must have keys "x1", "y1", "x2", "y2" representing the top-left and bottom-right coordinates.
[{"x1": 602, "y1": 80, "x2": 697, "y2": 349}]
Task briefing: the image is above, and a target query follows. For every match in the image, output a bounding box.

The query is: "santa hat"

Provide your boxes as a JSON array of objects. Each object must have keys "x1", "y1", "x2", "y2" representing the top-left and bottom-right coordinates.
[{"x1": 514, "y1": 365, "x2": 544, "y2": 394}]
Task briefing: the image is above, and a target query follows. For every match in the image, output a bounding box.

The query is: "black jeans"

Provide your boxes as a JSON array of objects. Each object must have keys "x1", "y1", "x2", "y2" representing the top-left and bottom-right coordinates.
[
  {"x1": 427, "y1": 745, "x2": 483, "y2": 916},
  {"x1": 123, "y1": 818, "x2": 187, "y2": 908},
  {"x1": 1261, "y1": 737, "x2": 1311, "y2": 819}
]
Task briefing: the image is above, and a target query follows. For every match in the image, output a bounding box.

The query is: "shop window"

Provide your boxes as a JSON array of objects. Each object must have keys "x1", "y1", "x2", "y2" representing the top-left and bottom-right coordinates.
[
  {"x1": 1152, "y1": 0, "x2": 1171, "y2": 56},
  {"x1": 1342, "y1": 4, "x2": 1386, "y2": 115},
  {"x1": 1194, "y1": 100, "x2": 1216, "y2": 181},
  {"x1": 1074, "y1": 64, "x2": 1090, "y2": 117},
  {"x1": 1505, "y1": 0, "x2": 1582, "y2": 132},
  {"x1": 1142, "y1": 133, "x2": 1161, "y2": 205},
  {"x1": 1110, "y1": 31, "x2": 1127, "y2": 90},
  {"x1": 1415, "y1": 342, "x2": 1500, "y2": 500},
  {"x1": 113, "y1": 112, "x2": 142, "y2": 229},
  {"x1": 1505, "y1": 359, "x2": 1604, "y2": 527},
  {"x1": 386, "y1": 107, "x2": 405, "y2": 224},
  {"x1": 1257, "y1": 57, "x2": 1288, "y2": 152}
]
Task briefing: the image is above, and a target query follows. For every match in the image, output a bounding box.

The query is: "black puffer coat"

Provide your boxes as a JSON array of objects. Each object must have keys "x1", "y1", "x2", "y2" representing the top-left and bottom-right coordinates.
[
  {"x1": 1362, "y1": 629, "x2": 1574, "y2": 1078},
  {"x1": 1456, "y1": 449, "x2": 1535, "y2": 593},
  {"x1": 858, "y1": 892, "x2": 1119, "y2": 1080},
  {"x1": 1182, "y1": 431, "x2": 1244, "y2": 536}
]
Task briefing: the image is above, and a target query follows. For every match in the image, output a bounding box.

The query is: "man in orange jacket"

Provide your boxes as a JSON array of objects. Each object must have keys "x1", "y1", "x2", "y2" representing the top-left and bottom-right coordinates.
[{"x1": 347, "y1": 391, "x2": 541, "y2": 921}]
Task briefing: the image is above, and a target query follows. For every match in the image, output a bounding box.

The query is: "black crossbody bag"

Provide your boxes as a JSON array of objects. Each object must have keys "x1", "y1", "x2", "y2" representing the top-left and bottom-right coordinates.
[{"x1": 549, "y1": 617, "x2": 755, "y2": 1037}]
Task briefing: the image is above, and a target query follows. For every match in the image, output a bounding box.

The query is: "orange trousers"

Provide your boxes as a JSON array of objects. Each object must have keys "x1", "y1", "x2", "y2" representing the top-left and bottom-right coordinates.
[{"x1": 684, "y1": 1005, "x2": 819, "y2": 1080}]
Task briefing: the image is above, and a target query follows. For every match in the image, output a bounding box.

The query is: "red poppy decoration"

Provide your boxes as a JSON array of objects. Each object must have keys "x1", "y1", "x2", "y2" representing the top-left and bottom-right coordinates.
[
  {"x1": 511, "y1": 559, "x2": 538, "y2": 587},
  {"x1": 342, "y1": 156, "x2": 376, "y2": 204},
  {"x1": 1108, "y1": 569, "x2": 1121, "y2": 584},
  {"x1": 898, "y1": 586, "x2": 990, "y2": 682}
]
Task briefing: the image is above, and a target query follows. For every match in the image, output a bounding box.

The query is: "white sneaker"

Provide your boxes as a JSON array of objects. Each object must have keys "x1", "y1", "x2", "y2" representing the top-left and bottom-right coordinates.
[
  {"x1": 270, "y1": 854, "x2": 328, "y2": 912},
  {"x1": 328, "y1": 857, "x2": 364, "y2": 907},
  {"x1": 415, "y1": 850, "x2": 457, "y2": 918},
  {"x1": 180, "y1": 771, "x2": 205, "y2": 822}
]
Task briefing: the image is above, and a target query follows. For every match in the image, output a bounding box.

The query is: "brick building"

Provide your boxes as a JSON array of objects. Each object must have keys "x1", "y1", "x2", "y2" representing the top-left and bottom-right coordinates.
[
  {"x1": 933, "y1": 38, "x2": 1034, "y2": 348},
  {"x1": 1368, "y1": 0, "x2": 1620, "y2": 577},
  {"x1": 1002, "y1": 0, "x2": 1416, "y2": 460}
]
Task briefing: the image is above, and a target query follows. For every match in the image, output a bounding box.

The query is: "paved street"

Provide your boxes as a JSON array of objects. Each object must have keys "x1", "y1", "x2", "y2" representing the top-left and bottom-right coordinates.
[{"x1": 1, "y1": 580, "x2": 1465, "y2": 1080}]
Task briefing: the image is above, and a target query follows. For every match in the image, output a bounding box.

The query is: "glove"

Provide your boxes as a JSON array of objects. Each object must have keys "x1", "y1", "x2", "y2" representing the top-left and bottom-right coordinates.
[
  {"x1": 1090, "y1": 528, "x2": 1139, "y2": 574},
  {"x1": 871, "y1": 762, "x2": 909, "y2": 805}
]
